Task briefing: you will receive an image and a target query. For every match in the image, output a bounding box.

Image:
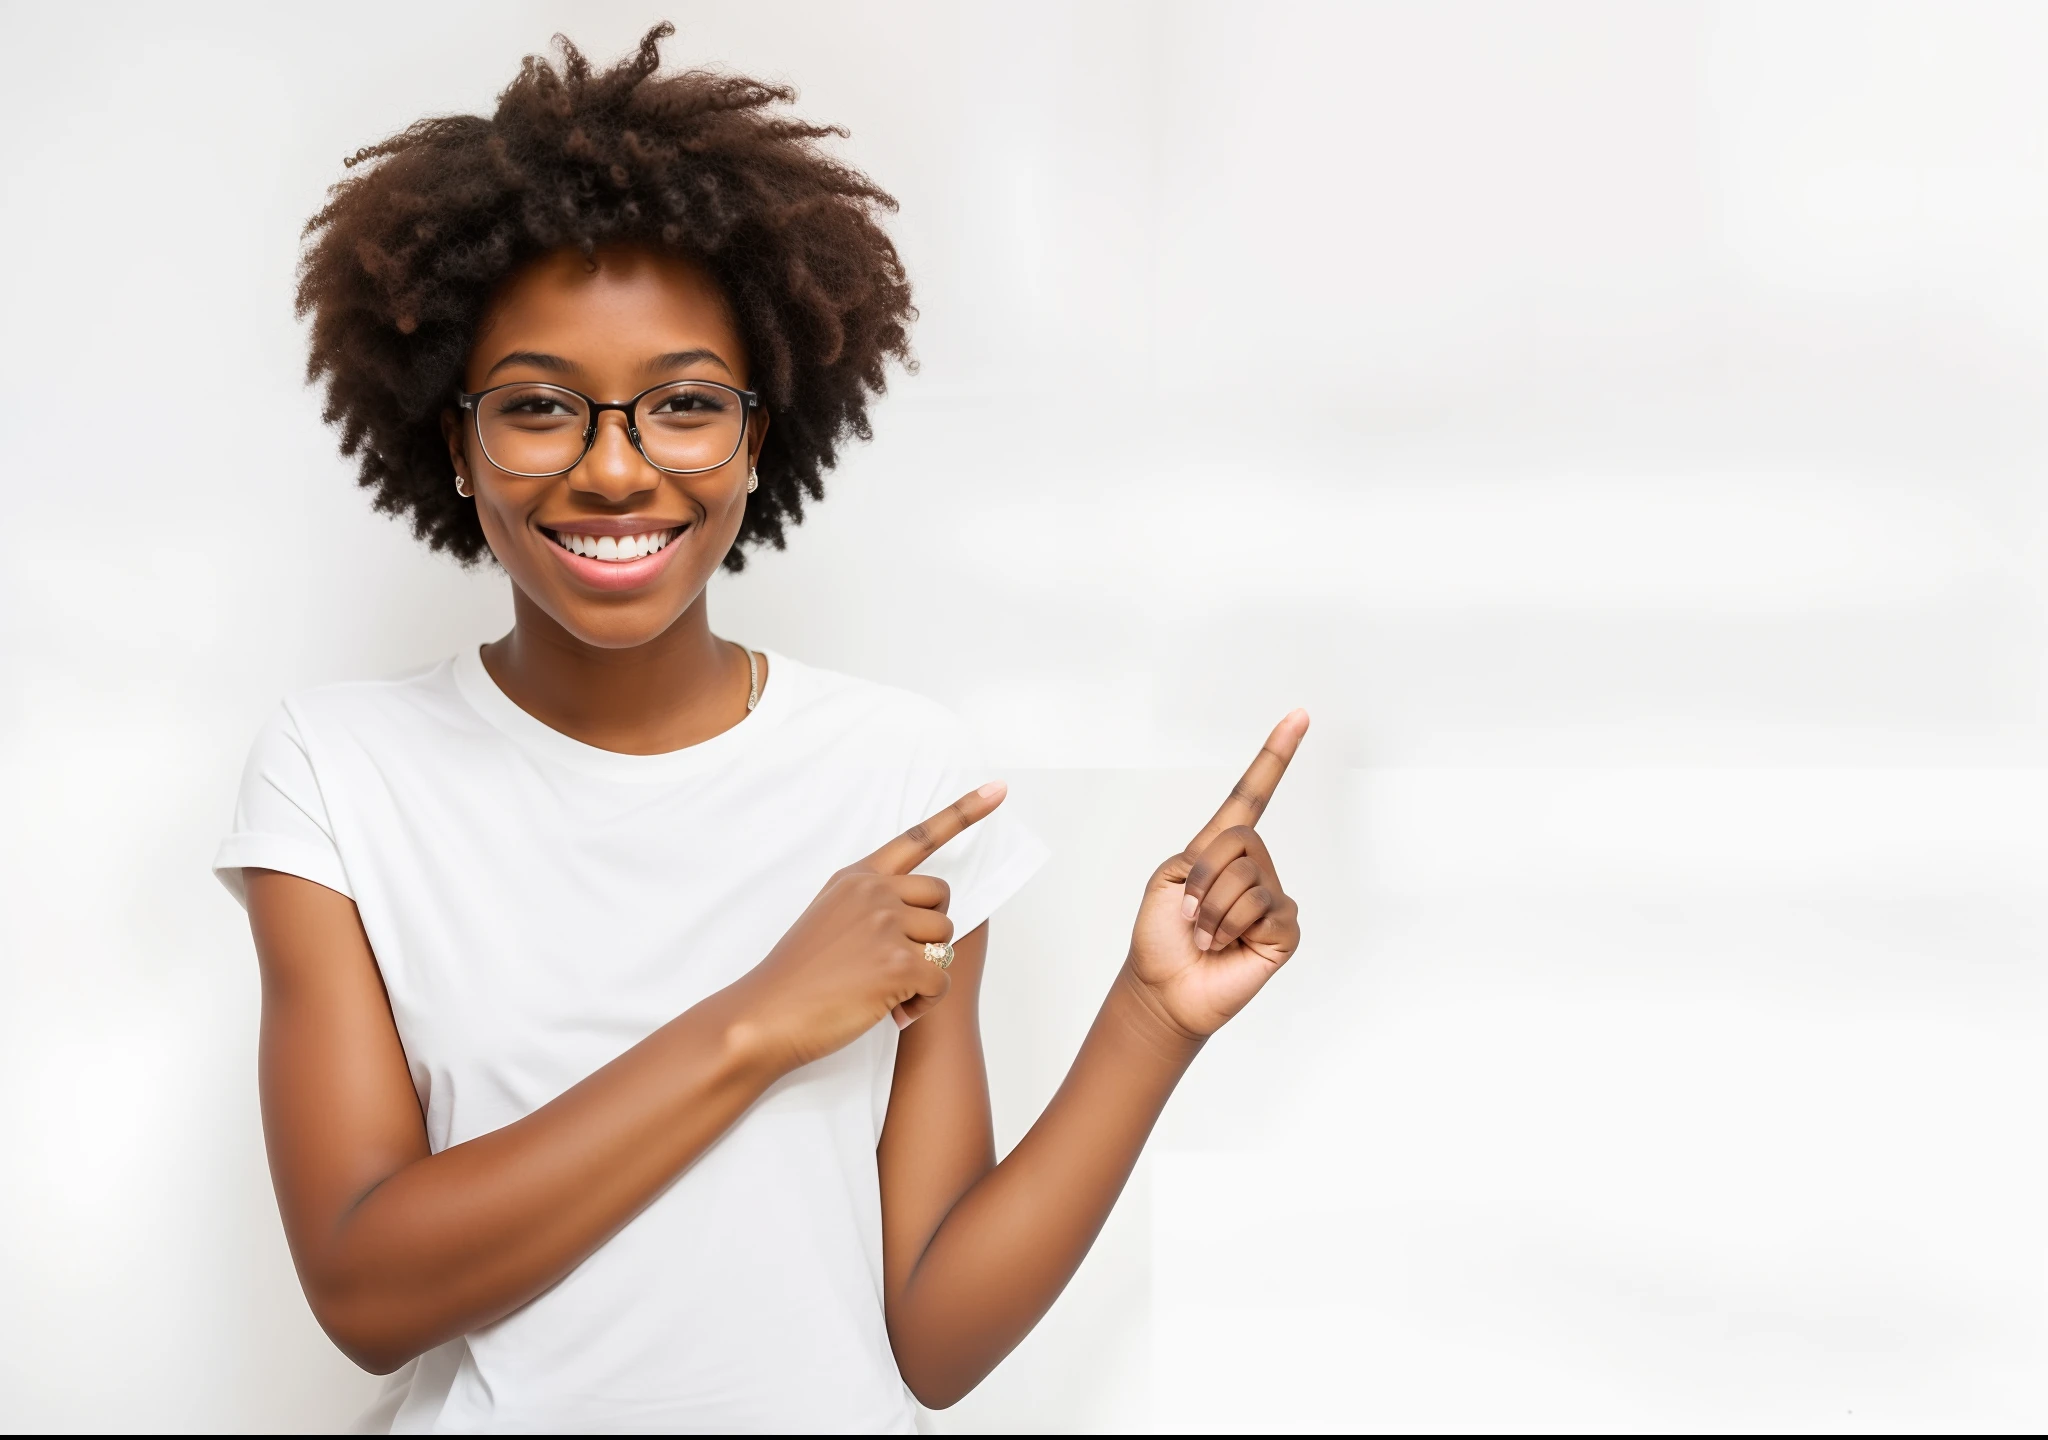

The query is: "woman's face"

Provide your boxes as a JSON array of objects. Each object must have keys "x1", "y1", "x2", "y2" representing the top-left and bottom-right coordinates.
[{"x1": 446, "y1": 245, "x2": 765, "y2": 650}]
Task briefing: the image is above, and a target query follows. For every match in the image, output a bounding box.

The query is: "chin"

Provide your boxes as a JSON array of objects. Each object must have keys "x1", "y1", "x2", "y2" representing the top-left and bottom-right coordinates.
[
  {"x1": 545, "y1": 565, "x2": 727, "y2": 652},
  {"x1": 551, "y1": 590, "x2": 701, "y2": 650}
]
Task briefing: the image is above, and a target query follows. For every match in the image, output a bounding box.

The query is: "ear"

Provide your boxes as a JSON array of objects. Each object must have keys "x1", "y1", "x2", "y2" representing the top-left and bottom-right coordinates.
[
  {"x1": 440, "y1": 408, "x2": 470, "y2": 485},
  {"x1": 746, "y1": 406, "x2": 770, "y2": 467}
]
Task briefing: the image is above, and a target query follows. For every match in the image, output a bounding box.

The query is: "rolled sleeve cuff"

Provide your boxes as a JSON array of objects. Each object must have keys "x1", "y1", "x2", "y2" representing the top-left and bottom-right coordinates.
[
  {"x1": 212, "y1": 834, "x2": 354, "y2": 909},
  {"x1": 945, "y1": 832, "x2": 1050, "y2": 939}
]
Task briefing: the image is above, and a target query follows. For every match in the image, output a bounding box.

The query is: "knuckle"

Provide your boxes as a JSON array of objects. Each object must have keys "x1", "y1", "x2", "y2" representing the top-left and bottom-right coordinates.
[{"x1": 905, "y1": 821, "x2": 932, "y2": 848}]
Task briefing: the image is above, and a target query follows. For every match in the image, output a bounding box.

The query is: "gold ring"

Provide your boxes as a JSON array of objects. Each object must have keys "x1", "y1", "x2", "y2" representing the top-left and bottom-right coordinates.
[{"x1": 923, "y1": 942, "x2": 955, "y2": 970}]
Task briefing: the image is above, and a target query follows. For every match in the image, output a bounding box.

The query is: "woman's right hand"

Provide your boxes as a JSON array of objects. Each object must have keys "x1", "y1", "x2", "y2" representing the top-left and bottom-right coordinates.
[{"x1": 727, "y1": 781, "x2": 1007, "y2": 1072}]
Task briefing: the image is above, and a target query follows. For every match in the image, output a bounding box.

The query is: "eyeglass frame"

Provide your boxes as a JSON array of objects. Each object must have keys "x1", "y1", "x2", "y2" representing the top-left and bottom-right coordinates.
[{"x1": 455, "y1": 379, "x2": 763, "y2": 479}]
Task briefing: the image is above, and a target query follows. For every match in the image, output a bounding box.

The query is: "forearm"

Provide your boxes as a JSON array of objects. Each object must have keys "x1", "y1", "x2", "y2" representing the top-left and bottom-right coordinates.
[
  {"x1": 294, "y1": 986, "x2": 777, "y2": 1371},
  {"x1": 887, "y1": 962, "x2": 1202, "y2": 1406}
]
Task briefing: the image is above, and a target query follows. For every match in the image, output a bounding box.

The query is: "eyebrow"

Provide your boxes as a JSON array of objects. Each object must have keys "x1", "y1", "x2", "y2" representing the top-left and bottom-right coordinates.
[
  {"x1": 647, "y1": 348, "x2": 735, "y2": 378},
  {"x1": 480, "y1": 348, "x2": 736, "y2": 382},
  {"x1": 483, "y1": 350, "x2": 579, "y2": 379}
]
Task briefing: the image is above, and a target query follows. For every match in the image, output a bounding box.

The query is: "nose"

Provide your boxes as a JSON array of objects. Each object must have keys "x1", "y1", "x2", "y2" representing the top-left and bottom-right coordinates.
[{"x1": 569, "y1": 409, "x2": 659, "y2": 503}]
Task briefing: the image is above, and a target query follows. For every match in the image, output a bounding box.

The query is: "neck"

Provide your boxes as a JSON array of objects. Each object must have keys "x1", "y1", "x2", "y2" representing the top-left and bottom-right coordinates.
[{"x1": 481, "y1": 586, "x2": 753, "y2": 755}]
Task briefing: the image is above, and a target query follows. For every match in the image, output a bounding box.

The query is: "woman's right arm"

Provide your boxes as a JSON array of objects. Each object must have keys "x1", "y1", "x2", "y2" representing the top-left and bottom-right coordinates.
[
  {"x1": 251, "y1": 868, "x2": 772, "y2": 1372},
  {"x1": 244, "y1": 784, "x2": 992, "y2": 1373}
]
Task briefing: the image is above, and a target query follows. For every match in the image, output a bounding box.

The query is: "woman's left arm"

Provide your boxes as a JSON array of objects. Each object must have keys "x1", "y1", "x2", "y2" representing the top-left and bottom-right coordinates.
[{"x1": 878, "y1": 711, "x2": 1309, "y2": 1408}]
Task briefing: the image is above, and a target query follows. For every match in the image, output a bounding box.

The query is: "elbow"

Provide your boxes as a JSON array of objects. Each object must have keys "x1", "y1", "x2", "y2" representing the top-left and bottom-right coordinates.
[
  {"x1": 337, "y1": 1338, "x2": 418, "y2": 1379},
  {"x1": 325, "y1": 1319, "x2": 421, "y2": 1377},
  {"x1": 303, "y1": 1283, "x2": 426, "y2": 1376},
  {"x1": 906, "y1": 1380, "x2": 971, "y2": 1413},
  {"x1": 895, "y1": 1353, "x2": 982, "y2": 1412},
  {"x1": 890, "y1": 1308, "x2": 998, "y2": 1409},
  {"x1": 321, "y1": 1312, "x2": 419, "y2": 1376}
]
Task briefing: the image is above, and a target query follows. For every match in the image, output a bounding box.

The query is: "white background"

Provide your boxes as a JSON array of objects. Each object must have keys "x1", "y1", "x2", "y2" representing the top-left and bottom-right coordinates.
[{"x1": 2, "y1": 0, "x2": 2045, "y2": 1430}]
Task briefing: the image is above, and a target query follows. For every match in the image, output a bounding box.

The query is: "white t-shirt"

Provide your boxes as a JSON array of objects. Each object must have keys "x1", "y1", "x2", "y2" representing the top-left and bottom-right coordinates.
[{"x1": 213, "y1": 648, "x2": 1046, "y2": 1434}]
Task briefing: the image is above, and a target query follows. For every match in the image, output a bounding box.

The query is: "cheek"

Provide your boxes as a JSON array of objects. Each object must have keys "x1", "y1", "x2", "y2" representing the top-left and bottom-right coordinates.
[
  {"x1": 689, "y1": 472, "x2": 752, "y2": 532},
  {"x1": 469, "y1": 491, "x2": 529, "y2": 570}
]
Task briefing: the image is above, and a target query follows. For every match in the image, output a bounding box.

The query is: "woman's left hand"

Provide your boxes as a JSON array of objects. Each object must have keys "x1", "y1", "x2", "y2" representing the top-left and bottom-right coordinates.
[{"x1": 1125, "y1": 710, "x2": 1309, "y2": 1040}]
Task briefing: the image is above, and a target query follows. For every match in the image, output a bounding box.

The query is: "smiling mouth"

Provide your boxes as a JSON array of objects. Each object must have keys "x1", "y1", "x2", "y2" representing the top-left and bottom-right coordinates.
[{"x1": 543, "y1": 526, "x2": 684, "y2": 561}]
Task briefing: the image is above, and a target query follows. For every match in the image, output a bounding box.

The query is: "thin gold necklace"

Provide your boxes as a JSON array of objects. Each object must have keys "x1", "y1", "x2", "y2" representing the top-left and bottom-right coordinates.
[{"x1": 736, "y1": 643, "x2": 760, "y2": 712}]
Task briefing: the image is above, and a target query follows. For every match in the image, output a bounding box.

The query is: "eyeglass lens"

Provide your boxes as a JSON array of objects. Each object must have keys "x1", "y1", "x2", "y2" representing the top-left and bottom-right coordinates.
[{"x1": 474, "y1": 382, "x2": 747, "y2": 476}]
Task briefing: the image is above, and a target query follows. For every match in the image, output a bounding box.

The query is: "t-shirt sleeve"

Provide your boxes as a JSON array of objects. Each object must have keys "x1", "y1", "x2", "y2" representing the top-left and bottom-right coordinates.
[
  {"x1": 211, "y1": 703, "x2": 354, "y2": 909},
  {"x1": 904, "y1": 714, "x2": 1049, "y2": 938}
]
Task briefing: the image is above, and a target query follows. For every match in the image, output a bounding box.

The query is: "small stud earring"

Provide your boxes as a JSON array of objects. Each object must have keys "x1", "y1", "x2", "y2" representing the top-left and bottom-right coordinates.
[
  {"x1": 454, "y1": 473, "x2": 473, "y2": 498},
  {"x1": 746, "y1": 466, "x2": 759, "y2": 494}
]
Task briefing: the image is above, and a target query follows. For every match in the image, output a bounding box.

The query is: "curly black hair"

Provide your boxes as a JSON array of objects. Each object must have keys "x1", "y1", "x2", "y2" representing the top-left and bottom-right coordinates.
[{"x1": 297, "y1": 23, "x2": 914, "y2": 569}]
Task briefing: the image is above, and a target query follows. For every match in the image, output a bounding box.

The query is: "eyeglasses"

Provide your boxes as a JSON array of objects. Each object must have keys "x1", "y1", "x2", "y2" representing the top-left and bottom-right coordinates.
[{"x1": 456, "y1": 380, "x2": 761, "y2": 479}]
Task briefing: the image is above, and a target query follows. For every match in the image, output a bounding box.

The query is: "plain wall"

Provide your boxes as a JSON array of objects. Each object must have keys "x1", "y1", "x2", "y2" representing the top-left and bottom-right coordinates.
[{"x1": 2, "y1": 0, "x2": 2045, "y2": 1430}]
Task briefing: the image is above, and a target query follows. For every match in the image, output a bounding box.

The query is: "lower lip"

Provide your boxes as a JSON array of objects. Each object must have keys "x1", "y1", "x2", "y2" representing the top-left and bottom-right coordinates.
[{"x1": 543, "y1": 530, "x2": 687, "y2": 591}]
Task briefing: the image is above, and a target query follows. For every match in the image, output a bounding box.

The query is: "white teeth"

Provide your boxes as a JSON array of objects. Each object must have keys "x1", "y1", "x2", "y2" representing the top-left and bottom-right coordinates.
[{"x1": 554, "y1": 529, "x2": 674, "y2": 561}]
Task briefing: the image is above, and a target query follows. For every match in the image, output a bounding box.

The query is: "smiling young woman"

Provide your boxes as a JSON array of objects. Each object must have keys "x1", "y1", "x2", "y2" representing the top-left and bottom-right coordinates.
[{"x1": 215, "y1": 25, "x2": 1306, "y2": 1433}]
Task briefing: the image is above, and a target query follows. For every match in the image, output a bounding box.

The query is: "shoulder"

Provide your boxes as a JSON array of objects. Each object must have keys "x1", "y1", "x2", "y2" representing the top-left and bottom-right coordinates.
[
  {"x1": 769, "y1": 653, "x2": 979, "y2": 763},
  {"x1": 271, "y1": 659, "x2": 478, "y2": 755}
]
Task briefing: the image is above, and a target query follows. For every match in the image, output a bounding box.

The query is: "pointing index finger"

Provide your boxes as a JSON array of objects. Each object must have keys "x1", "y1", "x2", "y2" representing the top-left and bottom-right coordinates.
[
  {"x1": 864, "y1": 781, "x2": 1008, "y2": 876},
  {"x1": 1188, "y1": 709, "x2": 1309, "y2": 852}
]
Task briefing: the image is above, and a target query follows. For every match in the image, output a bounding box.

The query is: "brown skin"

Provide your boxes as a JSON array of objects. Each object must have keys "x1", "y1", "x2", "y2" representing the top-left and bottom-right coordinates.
[{"x1": 246, "y1": 244, "x2": 1307, "y2": 1405}]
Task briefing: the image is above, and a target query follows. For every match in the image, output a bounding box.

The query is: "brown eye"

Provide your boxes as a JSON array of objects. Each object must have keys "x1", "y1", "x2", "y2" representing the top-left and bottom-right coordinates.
[
  {"x1": 473, "y1": 386, "x2": 592, "y2": 475},
  {"x1": 651, "y1": 391, "x2": 728, "y2": 416},
  {"x1": 496, "y1": 393, "x2": 577, "y2": 419},
  {"x1": 635, "y1": 384, "x2": 748, "y2": 472}
]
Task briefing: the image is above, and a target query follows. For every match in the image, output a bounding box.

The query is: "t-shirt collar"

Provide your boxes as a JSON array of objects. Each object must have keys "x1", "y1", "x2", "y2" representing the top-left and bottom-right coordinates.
[{"x1": 452, "y1": 644, "x2": 792, "y2": 783}]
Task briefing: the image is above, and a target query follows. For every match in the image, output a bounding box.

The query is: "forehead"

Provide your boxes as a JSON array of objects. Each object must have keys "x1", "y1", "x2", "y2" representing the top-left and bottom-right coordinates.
[{"x1": 469, "y1": 245, "x2": 745, "y2": 375}]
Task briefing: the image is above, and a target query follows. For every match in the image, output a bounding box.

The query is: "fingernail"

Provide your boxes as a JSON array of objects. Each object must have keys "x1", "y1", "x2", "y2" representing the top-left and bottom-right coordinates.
[
  {"x1": 1195, "y1": 930, "x2": 1212, "y2": 951},
  {"x1": 977, "y1": 781, "x2": 1006, "y2": 800},
  {"x1": 1180, "y1": 894, "x2": 1198, "y2": 920}
]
